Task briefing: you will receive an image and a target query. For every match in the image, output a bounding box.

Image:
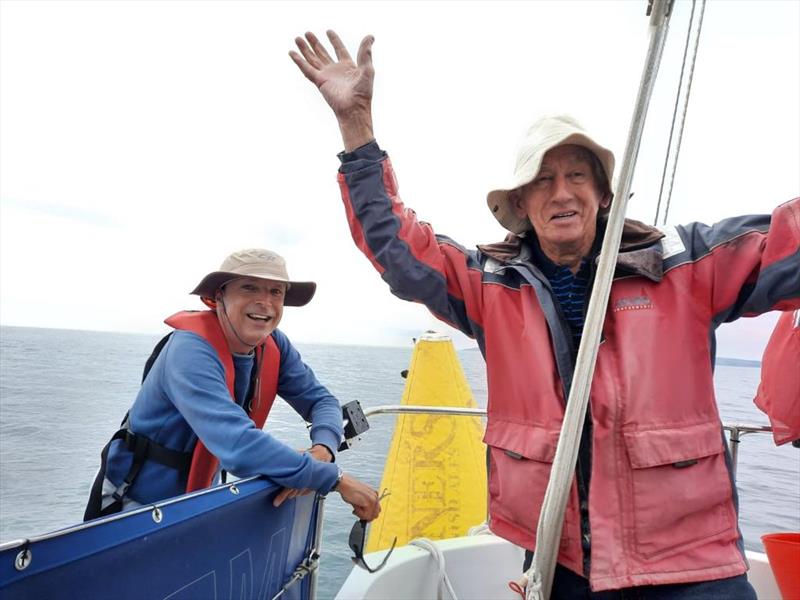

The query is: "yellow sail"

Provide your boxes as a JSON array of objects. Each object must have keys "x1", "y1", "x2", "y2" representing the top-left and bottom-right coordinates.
[{"x1": 365, "y1": 332, "x2": 487, "y2": 552}]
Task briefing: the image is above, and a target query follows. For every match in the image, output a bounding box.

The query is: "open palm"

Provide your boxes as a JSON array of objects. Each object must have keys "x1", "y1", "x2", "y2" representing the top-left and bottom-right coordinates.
[{"x1": 290, "y1": 31, "x2": 374, "y2": 119}]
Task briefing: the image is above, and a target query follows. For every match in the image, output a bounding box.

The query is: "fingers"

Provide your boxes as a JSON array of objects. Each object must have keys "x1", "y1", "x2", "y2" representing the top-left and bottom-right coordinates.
[
  {"x1": 290, "y1": 31, "x2": 352, "y2": 86},
  {"x1": 326, "y1": 30, "x2": 352, "y2": 62},
  {"x1": 356, "y1": 35, "x2": 375, "y2": 69},
  {"x1": 273, "y1": 487, "x2": 310, "y2": 507},
  {"x1": 292, "y1": 30, "x2": 364, "y2": 70},
  {"x1": 294, "y1": 36, "x2": 322, "y2": 70},
  {"x1": 305, "y1": 31, "x2": 334, "y2": 64},
  {"x1": 273, "y1": 487, "x2": 291, "y2": 507},
  {"x1": 354, "y1": 495, "x2": 381, "y2": 521},
  {"x1": 289, "y1": 50, "x2": 320, "y2": 84},
  {"x1": 353, "y1": 485, "x2": 382, "y2": 521}
]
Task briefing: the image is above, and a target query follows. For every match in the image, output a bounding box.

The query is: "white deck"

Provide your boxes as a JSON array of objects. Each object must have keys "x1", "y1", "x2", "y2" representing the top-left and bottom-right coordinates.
[{"x1": 336, "y1": 535, "x2": 781, "y2": 599}]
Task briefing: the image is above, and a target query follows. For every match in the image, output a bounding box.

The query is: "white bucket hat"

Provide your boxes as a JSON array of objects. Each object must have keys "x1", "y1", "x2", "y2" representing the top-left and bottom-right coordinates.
[
  {"x1": 191, "y1": 248, "x2": 316, "y2": 307},
  {"x1": 487, "y1": 115, "x2": 616, "y2": 234}
]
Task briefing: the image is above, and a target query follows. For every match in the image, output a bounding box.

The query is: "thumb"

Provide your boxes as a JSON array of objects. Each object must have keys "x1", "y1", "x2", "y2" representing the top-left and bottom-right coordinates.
[{"x1": 356, "y1": 35, "x2": 375, "y2": 68}]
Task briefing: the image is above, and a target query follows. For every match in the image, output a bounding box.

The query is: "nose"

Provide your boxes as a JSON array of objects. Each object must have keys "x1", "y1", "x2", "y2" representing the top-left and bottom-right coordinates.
[
  {"x1": 550, "y1": 174, "x2": 573, "y2": 202},
  {"x1": 254, "y1": 290, "x2": 272, "y2": 308}
]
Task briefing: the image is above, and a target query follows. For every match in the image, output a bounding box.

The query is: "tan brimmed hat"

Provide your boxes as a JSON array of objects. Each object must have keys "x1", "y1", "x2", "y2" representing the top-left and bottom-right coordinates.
[
  {"x1": 487, "y1": 115, "x2": 615, "y2": 234},
  {"x1": 191, "y1": 248, "x2": 316, "y2": 307}
]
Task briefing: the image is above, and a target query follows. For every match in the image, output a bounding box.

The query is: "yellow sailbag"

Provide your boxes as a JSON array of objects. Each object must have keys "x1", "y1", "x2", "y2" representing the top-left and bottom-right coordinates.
[{"x1": 366, "y1": 332, "x2": 487, "y2": 552}]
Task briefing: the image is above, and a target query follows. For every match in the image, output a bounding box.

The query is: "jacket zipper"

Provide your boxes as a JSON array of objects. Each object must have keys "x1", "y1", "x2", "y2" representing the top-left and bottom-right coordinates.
[
  {"x1": 575, "y1": 256, "x2": 601, "y2": 579},
  {"x1": 508, "y1": 258, "x2": 594, "y2": 578}
]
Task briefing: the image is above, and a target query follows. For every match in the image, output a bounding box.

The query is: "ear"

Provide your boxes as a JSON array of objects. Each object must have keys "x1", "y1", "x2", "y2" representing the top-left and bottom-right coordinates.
[
  {"x1": 512, "y1": 191, "x2": 528, "y2": 219},
  {"x1": 600, "y1": 193, "x2": 612, "y2": 209}
]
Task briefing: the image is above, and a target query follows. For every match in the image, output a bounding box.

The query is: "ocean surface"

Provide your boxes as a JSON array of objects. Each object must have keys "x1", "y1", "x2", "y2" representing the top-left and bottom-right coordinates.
[{"x1": 1, "y1": 326, "x2": 798, "y2": 598}]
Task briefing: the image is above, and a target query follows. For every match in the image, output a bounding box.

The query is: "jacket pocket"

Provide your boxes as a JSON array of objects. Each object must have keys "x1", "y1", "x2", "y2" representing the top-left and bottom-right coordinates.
[
  {"x1": 485, "y1": 420, "x2": 564, "y2": 541},
  {"x1": 623, "y1": 422, "x2": 735, "y2": 559}
]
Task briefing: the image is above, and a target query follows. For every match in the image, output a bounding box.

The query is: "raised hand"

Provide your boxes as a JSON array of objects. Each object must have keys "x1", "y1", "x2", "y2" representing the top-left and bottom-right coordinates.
[{"x1": 290, "y1": 30, "x2": 376, "y2": 151}]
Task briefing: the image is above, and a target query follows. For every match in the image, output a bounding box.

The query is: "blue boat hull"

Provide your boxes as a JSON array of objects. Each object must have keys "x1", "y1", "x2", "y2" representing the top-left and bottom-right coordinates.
[{"x1": 0, "y1": 478, "x2": 320, "y2": 600}]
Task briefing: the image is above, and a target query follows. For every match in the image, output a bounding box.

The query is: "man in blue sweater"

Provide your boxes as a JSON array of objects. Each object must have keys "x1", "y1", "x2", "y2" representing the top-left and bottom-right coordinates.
[{"x1": 85, "y1": 248, "x2": 381, "y2": 522}]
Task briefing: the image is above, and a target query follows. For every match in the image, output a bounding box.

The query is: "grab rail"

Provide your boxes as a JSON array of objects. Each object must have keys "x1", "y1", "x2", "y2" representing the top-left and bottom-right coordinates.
[
  {"x1": 361, "y1": 405, "x2": 774, "y2": 478},
  {"x1": 723, "y1": 423, "x2": 773, "y2": 478}
]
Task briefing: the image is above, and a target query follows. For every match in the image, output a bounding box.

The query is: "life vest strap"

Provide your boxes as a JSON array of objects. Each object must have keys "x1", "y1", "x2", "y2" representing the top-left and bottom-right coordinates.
[
  {"x1": 120, "y1": 429, "x2": 192, "y2": 472},
  {"x1": 108, "y1": 428, "x2": 193, "y2": 504},
  {"x1": 85, "y1": 428, "x2": 194, "y2": 520},
  {"x1": 111, "y1": 432, "x2": 148, "y2": 503}
]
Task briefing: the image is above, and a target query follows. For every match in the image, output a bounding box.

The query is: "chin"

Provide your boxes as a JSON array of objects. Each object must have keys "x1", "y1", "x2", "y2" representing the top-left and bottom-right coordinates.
[
  {"x1": 252, "y1": 331, "x2": 274, "y2": 344},
  {"x1": 545, "y1": 234, "x2": 582, "y2": 247},
  {"x1": 240, "y1": 329, "x2": 270, "y2": 346}
]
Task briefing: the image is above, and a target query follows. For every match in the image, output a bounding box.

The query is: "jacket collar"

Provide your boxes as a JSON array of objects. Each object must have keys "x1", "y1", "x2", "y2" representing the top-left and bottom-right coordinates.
[{"x1": 477, "y1": 217, "x2": 665, "y2": 282}]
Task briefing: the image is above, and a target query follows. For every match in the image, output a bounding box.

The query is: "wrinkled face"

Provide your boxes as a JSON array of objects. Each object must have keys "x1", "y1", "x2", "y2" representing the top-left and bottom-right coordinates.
[
  {"x1": 514, "y1": 144, "x2": 610, "y2": 260},
  {"x1": 216, "y1": 276, "x2": 286, "y2": 353}
]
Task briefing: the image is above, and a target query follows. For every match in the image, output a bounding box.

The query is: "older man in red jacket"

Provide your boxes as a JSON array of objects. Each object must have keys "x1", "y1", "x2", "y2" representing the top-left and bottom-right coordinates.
[{"x1": 290, "y1": 31, "x2": 799, "y2": 599}]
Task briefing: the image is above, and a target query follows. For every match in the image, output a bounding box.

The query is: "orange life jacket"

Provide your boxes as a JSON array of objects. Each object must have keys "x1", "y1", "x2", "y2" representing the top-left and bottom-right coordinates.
[{"x1": 165, "y1": 310, "x2": 280, "y2": 491}]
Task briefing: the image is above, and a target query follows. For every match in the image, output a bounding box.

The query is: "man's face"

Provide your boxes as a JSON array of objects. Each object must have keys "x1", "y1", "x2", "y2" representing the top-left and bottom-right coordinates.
[
  {"x1": 514, "y1": 144, "x2": 610, "y2": 260},
  {"x1": 216, "y1": 276, "x2": 286, "y2": 353}
]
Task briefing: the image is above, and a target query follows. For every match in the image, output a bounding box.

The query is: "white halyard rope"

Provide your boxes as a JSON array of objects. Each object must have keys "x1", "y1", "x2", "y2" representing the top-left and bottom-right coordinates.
[
  {"x1": 653, "y1": 0, "x2": 706, "y2": 226},
  {"x1": 409, "y1": 538, "x2": 458, "y2": 600}
]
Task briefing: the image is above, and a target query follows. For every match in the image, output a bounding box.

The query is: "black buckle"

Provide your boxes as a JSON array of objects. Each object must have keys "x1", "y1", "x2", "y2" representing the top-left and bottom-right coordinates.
[
  {"x1": 348, "y1": 490, "x2": 396, "y2": 573},
  {"x1": 111, "y1": 479, "x2": 132, "y2": 502}
]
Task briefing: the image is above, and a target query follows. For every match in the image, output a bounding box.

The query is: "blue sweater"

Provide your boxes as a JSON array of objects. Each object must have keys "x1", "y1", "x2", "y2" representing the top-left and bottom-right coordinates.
[{"x1": 104, "y1": 328, "x2": 341, "y2": 504}]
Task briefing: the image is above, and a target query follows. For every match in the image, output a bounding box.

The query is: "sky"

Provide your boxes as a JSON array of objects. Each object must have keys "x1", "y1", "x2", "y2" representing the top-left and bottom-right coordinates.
[{"x1": 1, "y1": 0, "x2": 798, "y2": 358}]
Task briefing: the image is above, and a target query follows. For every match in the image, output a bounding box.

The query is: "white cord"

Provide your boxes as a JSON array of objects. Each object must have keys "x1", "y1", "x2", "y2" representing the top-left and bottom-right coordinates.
[
  {"x1": 408, "y1": 538, "x2": 458, "y2": 600},
  {"x1": 524, "y1": 560, "x2": 544, "y2": 600},
  {"x1": 466, "y1": 521, "x2": 492, "y2": 536}
]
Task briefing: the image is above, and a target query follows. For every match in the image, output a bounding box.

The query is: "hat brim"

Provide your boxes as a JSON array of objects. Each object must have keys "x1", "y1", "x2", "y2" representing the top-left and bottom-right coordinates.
[
  {"x1": 191, "y1": 272, "x2": 316, "y2": 307},
  {"x1": 487, "y1": 132, "x2": 615, "y2": 234}
]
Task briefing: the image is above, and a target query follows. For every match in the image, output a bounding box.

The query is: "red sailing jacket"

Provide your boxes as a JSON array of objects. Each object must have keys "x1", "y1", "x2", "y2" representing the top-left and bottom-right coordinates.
[
  {"x1": 165, "y1": 310, "x2": 279, "y2": 491},
  {"x1": 337, "y1": 141, "x2": 800, "y2": 591},
  {"x1": 754, "y1": 310, "x2": 800, "y2": 445}
]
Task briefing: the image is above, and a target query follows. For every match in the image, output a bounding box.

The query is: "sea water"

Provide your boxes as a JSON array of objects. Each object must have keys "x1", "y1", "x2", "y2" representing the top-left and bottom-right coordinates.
[{"x1": 1, "y1": 326, "x2": 798, "y2": 598}]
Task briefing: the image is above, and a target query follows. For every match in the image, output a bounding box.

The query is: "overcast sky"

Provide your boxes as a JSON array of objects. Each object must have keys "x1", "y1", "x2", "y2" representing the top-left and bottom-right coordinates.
[{"x1": 1, "y1": 0, "x2": 797, "y2": 358}]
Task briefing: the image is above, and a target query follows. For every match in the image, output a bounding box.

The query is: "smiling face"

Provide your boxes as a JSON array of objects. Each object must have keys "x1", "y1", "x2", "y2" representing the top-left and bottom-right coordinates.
[
  {"x1": 514, "y1": 144, "x2": 611, "y2": 270},
  {"x1": 215, "y1": 276, "x2": 286, "y2": 353}
]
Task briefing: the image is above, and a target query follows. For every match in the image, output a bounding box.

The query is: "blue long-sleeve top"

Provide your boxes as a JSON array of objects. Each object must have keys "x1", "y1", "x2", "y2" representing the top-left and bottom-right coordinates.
[{"x1": 104, "y1": 328, "x2": 341, "y2": 504}]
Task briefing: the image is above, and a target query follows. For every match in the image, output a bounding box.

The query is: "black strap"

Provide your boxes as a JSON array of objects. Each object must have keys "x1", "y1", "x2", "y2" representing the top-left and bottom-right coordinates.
[
  {"x1": 84, "y1": 435, "x2": 116, "y2": 521},
  {"x1": 121, "y1": 430, "x2": 192, "y2": 472},
  {"x1": 84, "y1": 429, "x2": 148, "y2": 519},
  {"x1": 83, "y1": 428, "x2": 192, "y2": 521},
  {"x1": 109, "y1": 432, "x2": 149, "y2": 506},
  {"x1": 142, "y1": 332, "x2": 173, "y2": 384}
]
